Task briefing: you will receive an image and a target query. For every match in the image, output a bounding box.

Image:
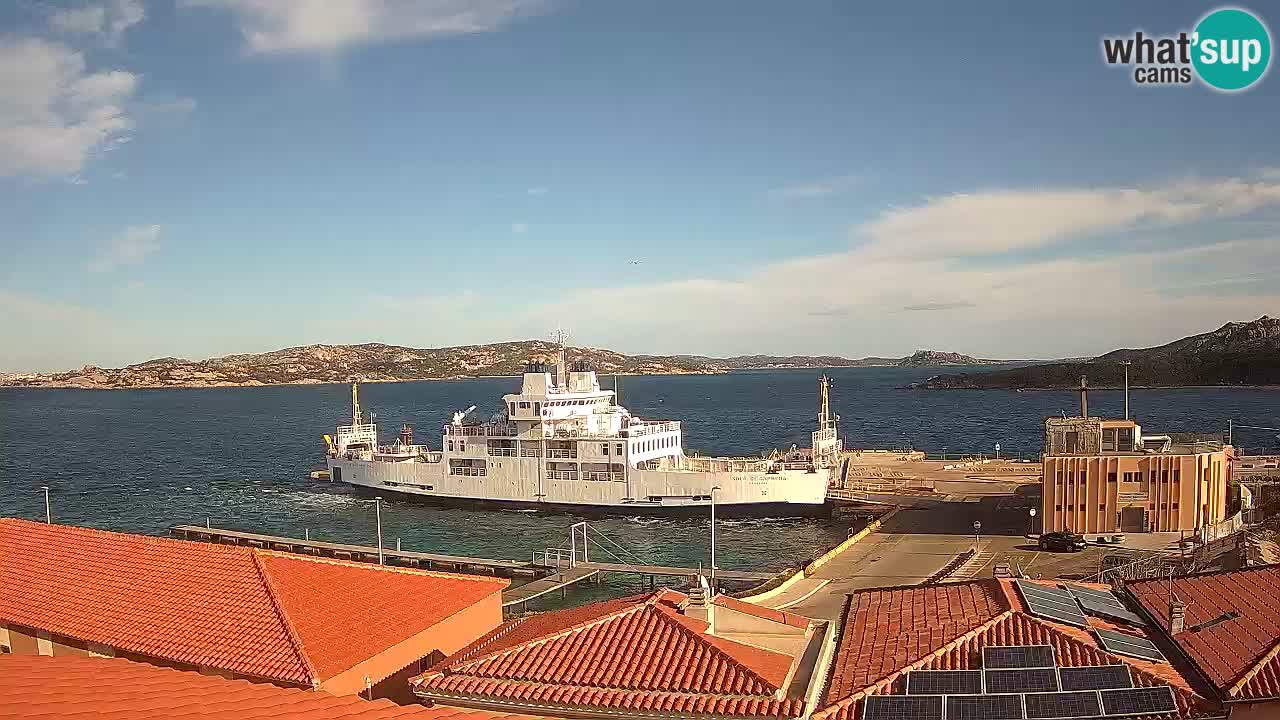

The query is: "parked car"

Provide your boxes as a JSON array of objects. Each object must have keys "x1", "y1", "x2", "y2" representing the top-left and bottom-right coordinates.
[{"x1": 1039, "y1": 530, "x2": 1087, "y2": 552}]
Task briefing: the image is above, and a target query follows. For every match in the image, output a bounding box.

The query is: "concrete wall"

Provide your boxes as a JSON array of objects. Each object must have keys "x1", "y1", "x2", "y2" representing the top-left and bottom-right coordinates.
[
  {"x1": 1042, "y1": 450, "x2": 1231, "y2": 534},
  {"x1": 1229, "y1": 700, "x2": 1280, "y2": 718}
]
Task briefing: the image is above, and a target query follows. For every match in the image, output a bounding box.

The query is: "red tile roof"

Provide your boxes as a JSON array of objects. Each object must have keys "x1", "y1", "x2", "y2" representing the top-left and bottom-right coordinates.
[
  {"x1": 0, "y1": 518, "x2": 507, "y2": 687},
  {"x1": 0, "y1": 655, "x2": 553, "y2": 720},
  {"x1": 815, "y1": 579, "x2": 1219, "y2": 720},
  {"x1": 1128, "y1": 564, "x2": 1280, "y2": 701},
  {"x1": 413, "y1": 589, "x2": 807, "y2": 718}
]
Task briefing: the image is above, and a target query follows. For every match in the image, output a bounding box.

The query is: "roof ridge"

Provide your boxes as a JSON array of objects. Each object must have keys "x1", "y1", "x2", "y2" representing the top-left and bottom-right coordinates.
[
  {"x1": 441, "y1": 600, "x2": 655, "y2": 674},
  {"x1": 812, "y1": 609, "x2": 1017, "y2": 720},
  {"x1": 1229, "y1": 635, "x2": 1280, "y2": 698},
  {"x1": 257, "y1": 549, "x2": 509, "y2": 584},
  {"x1": 650, "y1": 600, "x2": 783, "y2": 691},
  {"x1": 251, "y1": 550, "x2": 321, "y2": 686}
]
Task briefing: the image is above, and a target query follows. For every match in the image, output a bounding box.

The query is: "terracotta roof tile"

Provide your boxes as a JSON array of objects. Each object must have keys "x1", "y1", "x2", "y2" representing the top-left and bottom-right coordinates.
[
  {"x1": 815, "y1": 579, "x2": 1220, "y2": 720},
  {"x1": 0, "y1": 655, "x2": 554, "y2": 720},
  {"x1": 414, "y1": 591, "x2": 806, "y2": 718},
  {"x1": 1128, "y1": 564, "x2": 1280, "y2": 701},
  {"x1": 0, "y1": 518, "x2": 507, "y2": 686}
]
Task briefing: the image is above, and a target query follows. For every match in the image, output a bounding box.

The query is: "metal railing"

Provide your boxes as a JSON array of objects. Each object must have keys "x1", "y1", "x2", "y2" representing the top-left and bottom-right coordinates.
[
  {"x1": 448, "y1": 466, "x2": 487, "y2": 477},
  {"x1": 546, "y1": 449, "x2": 577, "y2": 459},
  {"x1": 584, "y1": 472, "x2": 625, "y2": 482},
  {"x1": 535, "y1": 548, "x2": 574, "y2": 569},
  {"x1": 627, "y1": 421, "x2": 681, "y2": 437},
  {"x1": 546, "y1": 470, "x2": 579, "y2": 481},
  {"x1": 487, "y1": 447, "x2": 517, "y2": 457}
]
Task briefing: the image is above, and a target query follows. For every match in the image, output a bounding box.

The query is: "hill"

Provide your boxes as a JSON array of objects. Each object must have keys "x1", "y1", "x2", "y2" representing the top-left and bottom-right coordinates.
[
  {"x1": 916, "y1": 316, "x2": 1280, "y2": 389},
  {"x1": 1, "y1": 342, "x2": 999, "y2": 390},
  {"x1": 896, "y1": 350, "x2": 984, "y2": 367}
]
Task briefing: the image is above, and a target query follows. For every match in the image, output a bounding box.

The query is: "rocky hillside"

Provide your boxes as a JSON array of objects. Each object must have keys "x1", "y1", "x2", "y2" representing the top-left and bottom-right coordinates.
[
  {"x1": 896, "y1": 350, "x2": 983, "y2": 367},
  {"x1": 1, "y1": 341, "x2": 1002, "y2": 390},
  {"x1": 917, "y1": 316, "x2": 1280, "y2": 389}
]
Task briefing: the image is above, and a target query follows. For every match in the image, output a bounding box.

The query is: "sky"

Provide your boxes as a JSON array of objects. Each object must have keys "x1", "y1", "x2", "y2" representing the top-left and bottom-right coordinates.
[{"x1": 2, "y1": 1, "x2": 1279, "y2": 371}]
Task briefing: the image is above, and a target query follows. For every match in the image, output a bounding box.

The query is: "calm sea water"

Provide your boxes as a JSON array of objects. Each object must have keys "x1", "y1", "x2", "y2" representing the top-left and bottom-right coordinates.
[{"x1": 3, "y1": 366, "x2": 1278, "y2": 604}]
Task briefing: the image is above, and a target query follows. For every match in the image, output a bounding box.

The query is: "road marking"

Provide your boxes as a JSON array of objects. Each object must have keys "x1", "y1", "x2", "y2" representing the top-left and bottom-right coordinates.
[
  {"x1": 952, "y1": 550, "x2": 995, "y2": 579},
  {"x1": 776, "y1": 579, "x2": 832, "y2": 610}
]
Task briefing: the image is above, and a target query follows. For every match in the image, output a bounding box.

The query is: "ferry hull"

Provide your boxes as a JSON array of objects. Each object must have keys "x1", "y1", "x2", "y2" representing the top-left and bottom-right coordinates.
[{"x1": 326, "y1": 456, "x2": 831, "y2": 517}]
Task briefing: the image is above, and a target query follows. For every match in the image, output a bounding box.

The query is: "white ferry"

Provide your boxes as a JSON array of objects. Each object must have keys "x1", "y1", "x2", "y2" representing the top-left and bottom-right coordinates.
[{"x1": 323, "y1": 341, "x2": 839, "y2": 516}]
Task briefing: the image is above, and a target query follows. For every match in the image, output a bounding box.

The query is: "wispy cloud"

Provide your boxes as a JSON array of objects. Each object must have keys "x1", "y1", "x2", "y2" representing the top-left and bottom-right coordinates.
[
  {"x1": 902, "y1": 301, "x2": 977, "y2": 312},
  {"x1": 768, "y1": 174, "x2": 858, "y2": 199},
  {"x1": 511, "y1": 222, "x2": 528, "y2": 234},
  {"x1": 87, "y1": 224, "x2": 162, "y2": 273},
  {"x1": 49, "y1": 0, "x2": 145, "y2": 47},
  {"x1": 183, "y1": 0, "x2": 552, "y2": 54},
  {"x1": 0, "y1": 36, "x2": 139, "y2": 179},
  {"x1": 527, "y1": 186, "x2": 549, "y2": 196}
]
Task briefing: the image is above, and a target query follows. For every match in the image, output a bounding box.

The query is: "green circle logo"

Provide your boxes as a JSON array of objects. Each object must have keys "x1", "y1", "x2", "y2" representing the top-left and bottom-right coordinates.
[{"x1": 1193, "y1": 7, "x2": 1272, "y2": 91}]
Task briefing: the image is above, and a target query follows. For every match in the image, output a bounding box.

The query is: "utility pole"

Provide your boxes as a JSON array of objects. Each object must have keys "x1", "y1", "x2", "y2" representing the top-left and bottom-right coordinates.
[
  {"x1": 1121, "y1": 361, "x2": 1132, "y2": 420},
  {"x1": 40, "y1": 486, "x2": 50, "y2": 524},
  {"x1": 374, "y1": 496, "x2": 384, "y2": 565},
  {"x1": 710, "y1": 486, "x2": 721, "y2": 584}
]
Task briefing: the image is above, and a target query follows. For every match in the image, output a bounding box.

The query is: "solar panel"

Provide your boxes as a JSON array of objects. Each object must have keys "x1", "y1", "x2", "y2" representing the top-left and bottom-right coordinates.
[
  {"x1": 1016, "y1": 581, "x2": 1090, "y2": 628},
  {"x1": 944, "y1": 694, "x2": 1023, "y2": 720},
  {"x1": 1099, "y1": 686, "x2": 1178, "y2": 716},
  {"x1": 1066, "y1": 585, "x2": 1146, "y2": 625},
  {"x1": 905, "y1": 670, "x2": 983, "y2": 695},
  {"x1": 983, "y1": 645, "x2": 1057, "y2": 669},
  {"x1": 1023, "y1": 691, "x2": 1104, "y2": 719},
  {"x1": 984, "y1": 668, "x2": 1060, "y2": 694},
  {"x1": 861, "y1": 694, "x2": 943, "y2": 720},
  {"x1": 1094, "y1": 628, "x2": 1167, "y2": 662},
  {"x1": 1059, "y1": 665, "x2": 1133, "y2": 691}
]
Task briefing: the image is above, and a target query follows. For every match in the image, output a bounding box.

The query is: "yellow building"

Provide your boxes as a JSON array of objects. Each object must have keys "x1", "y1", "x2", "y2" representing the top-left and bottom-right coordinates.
[{"x1": 1041, "y1": 414, "x2": 1232, "y2": 535}]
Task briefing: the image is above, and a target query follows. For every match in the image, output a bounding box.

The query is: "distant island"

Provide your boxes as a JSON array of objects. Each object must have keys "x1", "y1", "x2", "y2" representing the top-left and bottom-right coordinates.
[
  {"x1": 0, "y1": 342, "x2": 997, "y2": 390},
  {"x1": 916, "y1": 316, "x2": 1280, "y2": 390}
]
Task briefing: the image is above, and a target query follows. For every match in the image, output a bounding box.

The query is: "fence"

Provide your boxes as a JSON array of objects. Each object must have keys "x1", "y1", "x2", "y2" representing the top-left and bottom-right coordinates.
[{"x1": 1199, "y1": 511, "x2": 1244, "y2": 543}]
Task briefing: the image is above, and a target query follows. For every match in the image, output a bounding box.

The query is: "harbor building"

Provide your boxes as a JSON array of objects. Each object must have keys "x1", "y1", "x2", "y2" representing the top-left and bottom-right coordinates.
[
  {"x1": 0, "y1": 518, "x2": 508, "y2": 700},
  {"x1": 1039, "y1": 381, "x2": 1232, "y2": 535},
  {"x1": 412, "y1": 588, "x2": 834, "y2": 719}
]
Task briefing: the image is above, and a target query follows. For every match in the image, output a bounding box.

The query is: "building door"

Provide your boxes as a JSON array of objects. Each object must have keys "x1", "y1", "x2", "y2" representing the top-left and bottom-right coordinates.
[{"x1": 1120, "y1": 507, "x2": 1145, "y2": 532}]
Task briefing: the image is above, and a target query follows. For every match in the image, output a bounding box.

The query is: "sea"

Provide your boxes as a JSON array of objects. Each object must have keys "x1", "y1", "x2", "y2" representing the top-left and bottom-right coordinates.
[{"x1": 3, "y1": 365, "x2": 1278, "y2": 606}]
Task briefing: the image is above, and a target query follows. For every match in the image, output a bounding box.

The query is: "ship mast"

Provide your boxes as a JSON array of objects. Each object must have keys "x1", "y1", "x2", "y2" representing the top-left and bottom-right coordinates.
[
  {"x1": 818, "y1": 375, "x2": 833, "y2": 430},
  {"x1": 551, "y1": 326, "x2": 571, "y2": 389},
  {"x1": 351, "y1": 381, "x2": 362, "y2": 425}
]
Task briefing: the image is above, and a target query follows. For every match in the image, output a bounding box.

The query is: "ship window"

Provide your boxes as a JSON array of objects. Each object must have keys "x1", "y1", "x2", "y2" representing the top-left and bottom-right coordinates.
[
  {"x1": 534, "y1": 402, "x2": 541, "y2": 415},
  {"x1": 617, "y1": 443, "x2": 623, "y2": 455},
  {"x1": 603, "y1": 444, "x2": 609, "y2": 455},
  {"x1": 447, "y1": 441, "x2": 454, "y2": 451},
  {"x1": 460, "y1": 441, "x2": 466, "y2": 452}
]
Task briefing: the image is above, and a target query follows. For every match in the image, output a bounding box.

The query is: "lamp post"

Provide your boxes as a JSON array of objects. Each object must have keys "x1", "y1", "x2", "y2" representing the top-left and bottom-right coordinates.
[
  {"x1": 1028, "y1": 507, "x2": 1037, "y2": 537},
  {"x1": 374, "y1": 496, "x2": 384, "y2": 565},
  {"x1": 1121, "y1": 361, "x2": 1132, "y2": 420},
  {"x1": 973, "y1": 520, "x2": 982, "y2": 552},
  {"x1": 710, "y1": 486, "x2": 721, "y2": 584},
  {"x1": 40, "y1": 486, "x2": 50, "y2": 524}
]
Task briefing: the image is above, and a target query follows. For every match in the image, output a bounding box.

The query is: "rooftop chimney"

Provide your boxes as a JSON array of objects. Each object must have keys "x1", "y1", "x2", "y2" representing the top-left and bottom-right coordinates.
[
  {"x1": 1169, "y1": 599, "x2": 1186, "y2": 634},
  {"x1": 1079, "y1": 376, "x2": 1089, "y2": 418},
  {"x1": 682, "y1": 581, "x2": 710, "y2": 622}
]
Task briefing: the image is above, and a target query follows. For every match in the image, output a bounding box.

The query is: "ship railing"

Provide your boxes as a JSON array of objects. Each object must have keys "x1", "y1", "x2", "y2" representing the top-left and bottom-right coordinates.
[
  {"x1": 626, "y1": 421, "x2": 681, "y2": 437},
  {"x1": 585, "y1": 472, "x2": 625, "y2": 482},
  {"x1": 444, "y1": 424, "x2": 516, "y2": 437},
  {"x1": 420, "y1": 452, "x2": 444, "y2": 463},
  {"x1": 546, "y1": 449, "x2": 578, "y2": 459},
  {"x1": 335, "y1": 423, "x2": 378, "y2": 435},
  {"x1": 448, "y1": 466, "x2": 488, "y2": 477},
  {"x1": 546, "y1": 470, "x2": 579, "y2": 481},
  {"x1": 487, "y1": 447, "x2": 517, "y2": 457},
  {"x1": 519, "y1": 448, "x2": 542, "y2": 457}
]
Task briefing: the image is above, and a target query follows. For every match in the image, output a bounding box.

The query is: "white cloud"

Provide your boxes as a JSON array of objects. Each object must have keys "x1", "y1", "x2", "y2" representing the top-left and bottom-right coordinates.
[
  {"x1": 87, "y1": 224, "x2": 162, "y2": 273},
  {"x1": 860, "y1": 174, "x2": 1280, "y2": 260},
  {"x1": 527, "y1": 186, "x2": 549, "y2": 196},
  {"x1": 183, "y1": 0, "x2": 549, "y2": 53},
  {"x1": 0, "y1": 37, "x2": 138, "y2": 178},
  {"x1": 511, "y1": 222, "x2": 528, "y2": 234},
  {"x1": 49, "y1": 0, "x2": 146, "y2": 47}
]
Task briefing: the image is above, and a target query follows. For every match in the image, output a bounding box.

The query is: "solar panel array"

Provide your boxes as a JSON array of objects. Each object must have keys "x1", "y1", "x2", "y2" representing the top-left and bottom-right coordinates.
[
  {"x1": 1094, "y1": 628, "x2": 1167, "y2": 663},
  {"x1": 1015, "y1": 581, "x2": 1089, "y2": 628},
  {"x1": 1065, "y1": 584, "x2": 1147, "y2": 625},
  {"x1": 864, "y1": 642, "x2": 1176, "y2": 719}
]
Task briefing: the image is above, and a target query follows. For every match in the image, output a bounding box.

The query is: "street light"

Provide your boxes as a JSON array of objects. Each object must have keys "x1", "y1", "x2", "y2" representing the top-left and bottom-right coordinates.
[
  {"x1": 1027, "y1": 507, "x2": 1037, "y2": 537},
  {"x1": 973, "y1": 520, "x2": 982, "y2": 552},
  {"x1": 710, "y1": 486, "x2": 721, "y2": 584},
  {"x1": 374, "y1": 496, "x2": 384, "y2": 565},
  {"x1": 40, "y1": 486, "x2": 50, "y2": 524}
]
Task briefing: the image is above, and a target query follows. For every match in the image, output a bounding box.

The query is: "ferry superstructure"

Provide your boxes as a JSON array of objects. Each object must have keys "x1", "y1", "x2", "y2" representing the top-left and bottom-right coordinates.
[{"x1": 324, "y1": 341, "x2": 839, "y2": 515}]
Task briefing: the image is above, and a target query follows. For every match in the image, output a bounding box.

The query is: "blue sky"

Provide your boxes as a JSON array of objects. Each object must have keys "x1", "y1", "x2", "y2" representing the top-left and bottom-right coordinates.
[{"x1": 2, "y1": 1, "x2": 1279, "y2": 371}]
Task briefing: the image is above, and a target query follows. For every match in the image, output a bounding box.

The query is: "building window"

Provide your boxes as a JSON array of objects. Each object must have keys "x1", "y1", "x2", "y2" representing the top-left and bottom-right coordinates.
[
  {"x1": 1123, "y1": 472, "x2": 1132, "y2": 482},
  {"x1": 1055, "y1": 505, "x2": 1062, "y2": 511},
  {"x1": 1079, "y1": 504, "x2": 1086, "y2": 511},
  {"x1": 1162, "y1": 471, "x2": 1169, "y2": 483},
  {"x1": 1107, "y1": 472, "x2": 1118, "y2": 483},
  {"x1": 1080, "y1": 472, "x2": 1086, "y2": 483},
  {"x1": 1172, "y1": 503, "x2": 1179, "y2": 510},
  {"x1": 1100, "y1": 504, "x2": 1107, "y2": 511},
  {"x1": 1173, "y1": 469, "x2": 1180, "y2": 483}
]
